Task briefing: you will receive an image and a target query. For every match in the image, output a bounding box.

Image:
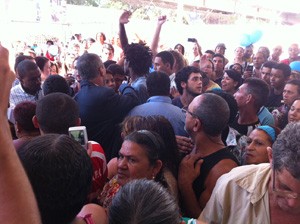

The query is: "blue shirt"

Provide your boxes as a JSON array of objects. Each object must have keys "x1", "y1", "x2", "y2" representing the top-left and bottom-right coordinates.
[
  {"x1": 131, "y1": 76, "x2": 149, "y2": 104},
  {"x1": 258, "y1": 106, "x2": 275, "y2": 126},
  {"x1": 128, "y1": 96, "x2": 188, "y2": 136}
]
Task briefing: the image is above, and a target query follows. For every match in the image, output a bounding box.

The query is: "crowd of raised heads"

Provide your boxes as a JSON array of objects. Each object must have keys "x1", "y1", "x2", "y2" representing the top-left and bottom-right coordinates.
[{"x1": 2, "y1": 9, "x2": 300, "y2": 224}]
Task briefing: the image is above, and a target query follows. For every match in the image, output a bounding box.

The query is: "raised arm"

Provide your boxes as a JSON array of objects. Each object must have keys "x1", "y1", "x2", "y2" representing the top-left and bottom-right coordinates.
[
  {"x1": 119, "y1": 10, "x2": 132, "y2": 50},
  {"x1": 0, "y1": 44, "x2": 41, "y2": 223},
  {"x1": 194, "y1": 39, "x2": 203, "y2": 57},
  {"x1": 150, "y1": 15, "x2": 167, "y2": 59}
]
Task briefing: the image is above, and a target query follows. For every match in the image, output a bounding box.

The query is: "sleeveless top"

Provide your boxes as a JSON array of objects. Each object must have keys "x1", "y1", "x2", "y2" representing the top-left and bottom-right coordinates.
[{"x1": 192, "y1": 147, "x2": 239, "y2": 199}]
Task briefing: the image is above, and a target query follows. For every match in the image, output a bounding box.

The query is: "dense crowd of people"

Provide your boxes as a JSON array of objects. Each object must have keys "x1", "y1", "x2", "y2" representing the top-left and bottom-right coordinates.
[{"x1": 2, "y1": 9, "x2": 300, "y2": 224}]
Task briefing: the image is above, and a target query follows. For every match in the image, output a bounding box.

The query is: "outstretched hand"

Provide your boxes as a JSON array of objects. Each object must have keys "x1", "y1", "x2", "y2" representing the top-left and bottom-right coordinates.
[
  {"x1": 119, "y1": 10, "x2": 132, "y2": 24},
  {"x1": 0, "y1": 44, "x2": 15, "y2": 116}
]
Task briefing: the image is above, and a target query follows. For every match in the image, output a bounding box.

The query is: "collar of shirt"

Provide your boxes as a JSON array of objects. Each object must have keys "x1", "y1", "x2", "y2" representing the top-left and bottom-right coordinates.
[
  {"x1": 146, "y1": 96, "x2": 172, "y2": 104},
  {"x1": 169, "y1": 73, "x2": 175, "y2": 81},
  {"x1": 235, "y1": 163, "x2": 271, "y2": 204}
]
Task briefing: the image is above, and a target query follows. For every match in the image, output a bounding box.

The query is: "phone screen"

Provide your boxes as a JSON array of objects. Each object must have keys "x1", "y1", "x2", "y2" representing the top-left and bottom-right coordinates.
[
  {"x1": 69, "y1": 130, "x2": 86, "y2": 145},
  {"x1": 246, "y1": 65, "x2": 253, "y2": 71}
]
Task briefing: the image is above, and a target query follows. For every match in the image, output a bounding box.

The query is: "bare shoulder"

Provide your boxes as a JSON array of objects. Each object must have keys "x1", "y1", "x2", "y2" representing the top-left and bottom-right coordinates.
[
  {"x1": 204, "y1": 159, "x2": 238, "y2": 192},
  {"x1": 76, "y1": 203, "x2": 108, "y2": 224},
  {"x1": 199, "y1": 159, "x2": 238, "y2": 208},
  {"x1": 214, "y1": 159, "x2": 238, "y2": 174}
]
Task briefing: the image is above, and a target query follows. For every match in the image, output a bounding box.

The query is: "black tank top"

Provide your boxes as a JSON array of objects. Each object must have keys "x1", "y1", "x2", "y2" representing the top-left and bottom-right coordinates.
[{"x1": 192, "y1": 147, "x2": 239, "y2": 199}]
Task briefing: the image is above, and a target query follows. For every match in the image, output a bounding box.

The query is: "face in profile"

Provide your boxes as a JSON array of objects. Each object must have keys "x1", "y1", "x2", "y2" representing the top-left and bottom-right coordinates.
[
  {"x1": 244, "y1": 129, "x2": 272, "y2": 165},
  {"x1": 288, "y1": 100, "x2": 300, "y2": 123},
  {"x1": 153, "y1": 56, "x2": 170, "y2": 75},
  {"x1": 117, "y1": 140, "x2": 160, "y2": 186}
]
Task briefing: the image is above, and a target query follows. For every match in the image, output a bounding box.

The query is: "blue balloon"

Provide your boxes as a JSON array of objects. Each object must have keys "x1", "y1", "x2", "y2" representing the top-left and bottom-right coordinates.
[
  {"x1": 240, "y1": 34, "x2": 251, "y2": 47},
  {"x1": 290, "y1": 61, "x2": 300, "y2": 72},
  {"x1": 250, "y1": 30, "x2": 263, "y2": 44}
]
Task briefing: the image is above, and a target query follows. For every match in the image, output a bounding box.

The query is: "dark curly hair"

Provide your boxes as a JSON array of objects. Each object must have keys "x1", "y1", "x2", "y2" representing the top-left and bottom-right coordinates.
[{"x1": 124, "y1": 43, "x2": 152, "y2": 76}]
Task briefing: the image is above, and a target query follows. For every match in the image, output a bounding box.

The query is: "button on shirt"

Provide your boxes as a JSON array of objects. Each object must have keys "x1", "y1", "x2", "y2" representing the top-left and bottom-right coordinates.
[
  {"x1": 10, "y1": 84, "x2": 43, "y2": 108},
  {"x1": 8, "y1": 84, "x2": 43, "y2": 123},
  {"x1": 199, "y1": 163, "x2": 271, "y2": 224}
]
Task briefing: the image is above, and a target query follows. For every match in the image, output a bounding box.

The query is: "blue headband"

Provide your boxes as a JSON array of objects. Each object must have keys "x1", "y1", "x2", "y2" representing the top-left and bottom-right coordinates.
[{"x1": 257, "y1": 125, "x2": 276, "y2": 142}]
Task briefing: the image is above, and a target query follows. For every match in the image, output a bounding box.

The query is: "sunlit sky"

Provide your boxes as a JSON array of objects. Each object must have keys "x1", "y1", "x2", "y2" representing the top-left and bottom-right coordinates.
[{"x1": 0, "y1": 0, "x2": 299, "y2": 60}]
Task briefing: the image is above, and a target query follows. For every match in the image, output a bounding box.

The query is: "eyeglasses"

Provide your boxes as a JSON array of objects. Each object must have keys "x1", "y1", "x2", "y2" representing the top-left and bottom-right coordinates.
[
  {"x1": 182, "y1": 108, "x2": 200, "y2": 120},
  {"x1": 272, "y1": 166, "x2": 299, "y2": 199}
]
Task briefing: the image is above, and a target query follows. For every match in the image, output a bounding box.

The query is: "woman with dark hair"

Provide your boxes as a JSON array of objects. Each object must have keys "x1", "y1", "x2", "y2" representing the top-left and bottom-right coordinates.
[
  {"x1": 221, "y1": 69, "x2": 243, "y2": 95},
  {"x1": 50, "y1": 61, "x2": 59, "y2": 75},
  {"x1": 120, "y1": 115, "x2": 180, "y2": 176},
  {"x1": 35, "y1": 56, "x2": 51, "y2": 82},
  {"x1": 98, "y1": 130, "x2": 166, "y2": 208},
  {"x1": 110, "y1": 115, "x2": 180, "y2": 199},
  {"x1": 174, "y1": 43, "x2": 185, "y2": 55}
]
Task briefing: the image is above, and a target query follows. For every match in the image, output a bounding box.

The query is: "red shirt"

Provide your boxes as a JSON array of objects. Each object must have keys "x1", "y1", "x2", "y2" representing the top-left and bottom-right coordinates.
[{"x1": 89, "y1": 141, "x2": 108, "y2": 194}]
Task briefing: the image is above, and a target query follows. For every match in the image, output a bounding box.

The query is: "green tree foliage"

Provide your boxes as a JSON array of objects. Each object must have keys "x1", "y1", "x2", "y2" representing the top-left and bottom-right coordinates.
[{"x1": 67, "y1": 0, "x2": 99, "y2": 7}]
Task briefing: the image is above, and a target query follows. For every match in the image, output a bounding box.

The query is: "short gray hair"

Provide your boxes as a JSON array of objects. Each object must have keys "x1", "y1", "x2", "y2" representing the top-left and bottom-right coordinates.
[
  {"x1": 76, "y1": 53, "x2": 103, "y2": 80},
  {"x1": 194, "y1": 93, "x2": 230, "y2": 136},
  {"x1": 109, "y1": 179, "x2": 181, "y2": 224},
  {"x1": 273, "y1": 122, "x2": 300, "y2": 179}
]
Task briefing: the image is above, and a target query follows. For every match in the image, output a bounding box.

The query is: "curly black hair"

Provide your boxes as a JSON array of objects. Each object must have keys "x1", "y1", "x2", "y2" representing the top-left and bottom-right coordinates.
[{"x1": 124, "y1": 43, "x2": 152, "y2": 76}]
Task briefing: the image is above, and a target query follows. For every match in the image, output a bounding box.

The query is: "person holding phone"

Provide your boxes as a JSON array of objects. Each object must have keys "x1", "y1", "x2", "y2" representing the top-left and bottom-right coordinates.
[
  {"x1": 33, "y1": 92, "x2": 108, "y2": 202},
  {"x1": 188, "y1": 38, "x2": 203, "y2": 65}
]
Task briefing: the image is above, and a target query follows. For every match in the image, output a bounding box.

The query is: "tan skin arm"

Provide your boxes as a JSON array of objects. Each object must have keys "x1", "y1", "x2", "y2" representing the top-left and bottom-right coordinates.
[
  {"x1": 150, "y1": 15, "x2": 167, "y2": 60},
  {"x1": 0, "y1": 44, "x2": 41, "y2": 223},
  {"x1": 199, "y1": 159, "x2": 238, "y2": 210},
  {"x1": 195, "y1": 40, "x2": 203, "y2": 57}
]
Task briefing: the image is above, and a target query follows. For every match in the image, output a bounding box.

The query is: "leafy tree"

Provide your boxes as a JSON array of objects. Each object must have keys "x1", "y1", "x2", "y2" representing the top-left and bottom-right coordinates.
[{"x1": 66, "y1": 0, "x2": 99, "y2": 7}]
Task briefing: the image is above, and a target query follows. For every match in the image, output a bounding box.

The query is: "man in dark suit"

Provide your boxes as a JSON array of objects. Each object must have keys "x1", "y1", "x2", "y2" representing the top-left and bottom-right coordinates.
[{"x1": 74, "y1": 53, "x2": 138, "y2": 160}]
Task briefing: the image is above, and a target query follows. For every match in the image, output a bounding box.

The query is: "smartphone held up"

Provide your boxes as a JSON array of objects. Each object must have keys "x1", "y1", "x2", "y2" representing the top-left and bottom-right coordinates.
[
  {"x1": 187, "y1": 38, "x2": 197, "y2": 43},
  {"x1": 68, "y1": 126, "x2": 88, "y2": 150}
]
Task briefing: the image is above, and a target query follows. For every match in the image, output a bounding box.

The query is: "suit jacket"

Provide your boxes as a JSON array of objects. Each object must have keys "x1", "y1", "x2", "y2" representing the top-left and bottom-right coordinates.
[{"x1": 75, "y1": 80, "x2": 138, "y2": 160}]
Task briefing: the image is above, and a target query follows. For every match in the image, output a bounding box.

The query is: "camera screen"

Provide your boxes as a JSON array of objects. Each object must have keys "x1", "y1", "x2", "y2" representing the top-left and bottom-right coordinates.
[{"x1": 69, "y1": 130, "x2": 85, "y2": 145}]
